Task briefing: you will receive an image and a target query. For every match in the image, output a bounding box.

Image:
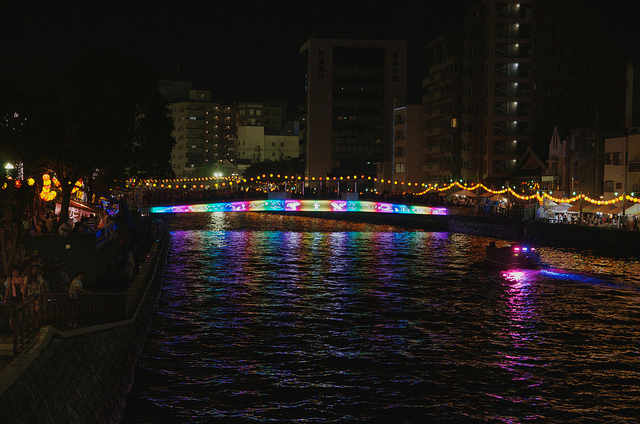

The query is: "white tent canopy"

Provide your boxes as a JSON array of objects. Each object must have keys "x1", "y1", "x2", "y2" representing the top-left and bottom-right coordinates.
[
  {"x1": 618, "y1": 203, "x2": 640, "y2": 215},
  {"x1": 550, "y1": 203, "x2": 575, "y2": 214},
  {"x1": 451, "y1": 189, "x2": 478, "y2": 198}
]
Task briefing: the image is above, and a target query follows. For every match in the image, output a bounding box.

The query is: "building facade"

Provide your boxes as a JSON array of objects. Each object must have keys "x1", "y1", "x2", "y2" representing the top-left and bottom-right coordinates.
[
  {"x1": 392, "y1": 103, "x2": 428, "y2": 192},
  {"x1": 169, "y1": 90, "x2": 238, "y2": 178},
  {"x1": 423, "y1": 36, "x2": 463, "y2": 185},
  {"x1": 238, "y1": 102, "x2": 287, "y2": 135},
  {"x1": 300, "y1": 38, "x2": 407, "y2": 184},
  {"x1": 459, "y1": 0, "x2": 626, "y2": 186},
  {"x1": 234, "y1": 124, "x2": 299, "y2": 163},
  {"x1": 604, "y1": 133, "x2": 640, "y2": 199}
]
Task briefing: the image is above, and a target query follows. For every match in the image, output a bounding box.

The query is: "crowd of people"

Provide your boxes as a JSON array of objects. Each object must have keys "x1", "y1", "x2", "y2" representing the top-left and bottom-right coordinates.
[
  {"x1": 543, "y1": 211, "x2": 639, "y2": 229},
  {"x1": 21, "y1": 211, "x2": 116, "y2": 238},
  {"x1": 1, "y1": 204, "x2": 163, "y2": 309},
  {"x1": 2, "y1": 261, "x2": 90, "y2": 303}
]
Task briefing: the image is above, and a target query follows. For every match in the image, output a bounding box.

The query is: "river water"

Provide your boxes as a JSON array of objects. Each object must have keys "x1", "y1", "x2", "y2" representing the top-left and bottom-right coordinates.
[{"x1": 121, "y1": 213, "x2": 640, "y2": 423}]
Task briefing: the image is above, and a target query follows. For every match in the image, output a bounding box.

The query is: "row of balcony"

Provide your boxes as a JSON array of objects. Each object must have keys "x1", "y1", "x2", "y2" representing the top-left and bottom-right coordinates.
[
  {"x1": 421, "y1": 162, "x2": 458, "y2": 173},
  {"x1": 493, "y1": 103, "x2": 530, "y2": 117},
  {"x1": 493, "y1": 83, "x2": 531, "y2": 97},
  {"x1": 494, "y1": 63, "x2": 531, "y2": 79},
  {"x1": 493, "y1": 121, "x2": 529, "y2": 136},
  {"x1": 495, "y1": 3, "x2": 533, "y2": 20},
  {"x1": 494, "y1": 43, "x2": 531, "y2": 59},
  {"x1": 422, "y1": 144, "x2": 458, "y2": 156},
  {"x1": 491, "y1": 139, "x2": 527, "y2": 155},
  {"x1": 495, "y1": 24, "x2": 532, "y2": 39}
]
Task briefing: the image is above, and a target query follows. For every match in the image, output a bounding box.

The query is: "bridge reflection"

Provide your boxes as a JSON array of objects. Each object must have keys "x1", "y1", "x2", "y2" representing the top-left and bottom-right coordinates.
[{"x1": 143, "y1": 199, "x2": 448, "y2": 215}]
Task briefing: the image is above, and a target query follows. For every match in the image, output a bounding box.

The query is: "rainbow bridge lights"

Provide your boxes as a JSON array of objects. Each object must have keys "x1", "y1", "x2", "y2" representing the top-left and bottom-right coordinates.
[{"x1": 145, "y1": 200, "x2": 447, "y2": 216}]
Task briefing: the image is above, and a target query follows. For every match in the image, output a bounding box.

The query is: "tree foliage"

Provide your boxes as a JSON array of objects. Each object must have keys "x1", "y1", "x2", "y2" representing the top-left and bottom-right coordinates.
[{"x1": 0, "y1": 51, "x2": 176, "y2": 223}]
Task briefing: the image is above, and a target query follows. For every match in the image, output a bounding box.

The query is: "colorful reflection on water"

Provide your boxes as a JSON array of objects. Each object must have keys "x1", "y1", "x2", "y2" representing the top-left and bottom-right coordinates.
[{"x1": 122, "y1": 213, "x2": 640, "y2": 423}]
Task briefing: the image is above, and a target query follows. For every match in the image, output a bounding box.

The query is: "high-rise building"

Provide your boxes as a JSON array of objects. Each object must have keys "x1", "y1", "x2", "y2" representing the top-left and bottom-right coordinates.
[
  {"x1": 168, "y1": 90, "x2": 237, "y2": 178},
  {"x1": 299, "y1": 38, "x2": 407, "y2": 184},
  {"x1": 392, "y1": 102, "x2": 429, "y2": 192},
  {"x1": 459, "y1": 0, "x2": 626, "y2": 186},
  {"x1": 422, "y1": 36, "x2": 463, "y2": 185}
]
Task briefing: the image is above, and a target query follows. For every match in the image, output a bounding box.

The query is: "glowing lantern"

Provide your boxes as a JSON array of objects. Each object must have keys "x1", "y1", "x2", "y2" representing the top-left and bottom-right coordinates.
[{"x1": 40, "y1": 174, "x2": 57, "y2": 201}]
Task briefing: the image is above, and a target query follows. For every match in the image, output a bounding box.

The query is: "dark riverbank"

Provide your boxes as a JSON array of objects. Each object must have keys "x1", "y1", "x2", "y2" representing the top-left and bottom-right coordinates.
[{"x1": 0, "y1": 227, "x2": 169, "y2": 423}]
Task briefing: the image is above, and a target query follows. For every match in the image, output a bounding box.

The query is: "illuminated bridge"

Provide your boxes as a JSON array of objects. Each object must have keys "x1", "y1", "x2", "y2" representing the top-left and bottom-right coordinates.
[{"x1": 142, "y1": 199, "x2": 448, "y2": 216}]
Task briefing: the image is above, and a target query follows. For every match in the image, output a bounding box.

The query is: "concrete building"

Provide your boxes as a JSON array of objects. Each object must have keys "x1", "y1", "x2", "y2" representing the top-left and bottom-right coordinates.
[
  {"x1": 238, "y1": 102, "x2": 287, "y2": 135},
  {"x1": 299, "y1": 38, "x2": 407, "y2": 184},
  {"x1": 168, "y1": 90, "x2": 237, "y2": 178},
  {"x1": 459, "y1": 0, "x2": 626, "y2": 186},
  {"x1": 460, "y1": 4, "x2": 484, "y2": 183},
  {"x1": 234, "y1": 122, "x2": 299, "y2": 166},
  {"x1": 603, "y1": 133, "x2": 640, "y2": 199},
  {"x1": 392, "y1": 103, "x2": 428, "y2": 192},
  {"x1": 423, "y1": 35, "x2": 463, "y2": 185}
]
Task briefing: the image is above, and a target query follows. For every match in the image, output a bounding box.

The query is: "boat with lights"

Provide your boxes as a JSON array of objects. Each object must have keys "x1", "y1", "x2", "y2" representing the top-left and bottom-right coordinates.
[{"x1": 485, "y1": 243, "x2": 542, "y2": 269}]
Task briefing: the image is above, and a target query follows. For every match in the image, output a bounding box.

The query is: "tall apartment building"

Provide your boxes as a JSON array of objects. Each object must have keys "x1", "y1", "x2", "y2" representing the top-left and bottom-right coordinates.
[
  {"x1": 422, "y1": 36, "x2": 463, "y2": 184},
  {"x1": 392, "y1": 103, "x2": 429, "y2": 192},
  {"x1": 300, "y1": 38, "x2": 407, "y2": 183},
  {"x1": 459, "y1": 0, "x2": 626, "y2": 186},
  {"x1": 169, "y1": 90, "x2": 237, "y2": 178},
  {"x1": 460, "y1": 4, "x2": 484, "y2": 183}
]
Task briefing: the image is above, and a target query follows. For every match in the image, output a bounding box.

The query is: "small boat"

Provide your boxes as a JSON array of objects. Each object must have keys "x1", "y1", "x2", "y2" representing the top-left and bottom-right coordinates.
[{"x1": 485, "y1": 242, "x2": 542, "y2": 269}]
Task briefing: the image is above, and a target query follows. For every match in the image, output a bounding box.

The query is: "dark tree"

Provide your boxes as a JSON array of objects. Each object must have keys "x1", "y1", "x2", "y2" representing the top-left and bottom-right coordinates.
[{"x1": 0, "y1": 51, "x2": 176, "y2": 224}]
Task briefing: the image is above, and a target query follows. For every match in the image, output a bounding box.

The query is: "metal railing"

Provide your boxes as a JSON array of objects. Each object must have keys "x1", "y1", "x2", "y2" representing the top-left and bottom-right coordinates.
[
  {"x1": 4, "y1": 293, "x2": 127, "y2": 356},
  {"x1": 1, "y1": 226, "x2": 167, "y2": 358}
]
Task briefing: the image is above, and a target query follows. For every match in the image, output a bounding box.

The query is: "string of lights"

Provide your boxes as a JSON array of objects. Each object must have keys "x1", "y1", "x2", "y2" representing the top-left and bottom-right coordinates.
[{"x1": 5, "y1": 173, "x2": 638, "y2": 208}]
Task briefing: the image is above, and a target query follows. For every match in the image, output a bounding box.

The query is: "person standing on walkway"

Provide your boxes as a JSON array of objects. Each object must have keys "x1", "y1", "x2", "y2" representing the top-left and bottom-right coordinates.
[
  {"x1": 24, "y1": 265, "x2": 47, "y2": 297},
  {"x1": 4, "y1": 266, "x2": 25, "y2": 303},
  {"x1": 69, "y1": 270, "x2": 92, "y2": 297}
]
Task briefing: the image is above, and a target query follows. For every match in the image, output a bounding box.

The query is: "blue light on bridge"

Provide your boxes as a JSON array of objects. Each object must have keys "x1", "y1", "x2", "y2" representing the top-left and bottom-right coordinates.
[{"x1": 144, "y1": 200, "x2": 447, "y2": 216}]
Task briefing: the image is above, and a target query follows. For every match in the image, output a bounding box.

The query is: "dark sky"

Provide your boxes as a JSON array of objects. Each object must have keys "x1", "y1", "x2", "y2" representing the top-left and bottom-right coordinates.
[{"x1": 2, "y1": 1, "x2": 639, "y2": 117}]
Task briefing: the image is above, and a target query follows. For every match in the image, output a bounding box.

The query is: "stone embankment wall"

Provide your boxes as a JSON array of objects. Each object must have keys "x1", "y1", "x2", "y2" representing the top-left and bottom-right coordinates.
[
  {"x1": 276, "y1": 211, "x2": 639, "y2": 256},
  {"x1": 0, "y1": 229, "x2": 169, "y2": 424},
  {"x1": 448, "y1": 215, "x2": 640, "y2": 256}
]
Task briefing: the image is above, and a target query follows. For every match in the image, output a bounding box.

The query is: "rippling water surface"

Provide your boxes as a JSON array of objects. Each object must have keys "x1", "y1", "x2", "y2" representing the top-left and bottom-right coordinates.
[{"x1": 122, "y1": 213, "x2": 640, "y2": 423}]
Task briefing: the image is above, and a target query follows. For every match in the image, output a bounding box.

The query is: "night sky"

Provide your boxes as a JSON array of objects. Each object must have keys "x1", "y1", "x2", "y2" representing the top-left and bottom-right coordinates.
[{"x1": 2, "y1": 1, "x2": 639, "y2": 117}]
